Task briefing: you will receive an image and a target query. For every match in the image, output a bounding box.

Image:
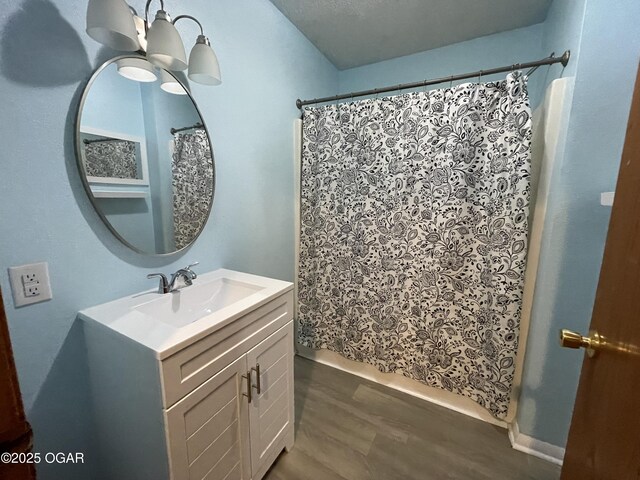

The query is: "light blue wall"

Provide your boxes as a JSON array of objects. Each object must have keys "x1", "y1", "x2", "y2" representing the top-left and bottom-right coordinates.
[
  {"x1": 94, "y1": 195, "x2": 156, "y2": 252},
  {"x1": 140, "y1": 81, "x2": 164, "y2": 252},
  {"x1": 81, "y1": 64, "x2": 146, "y2": 137},
  {"x1": 539, "y1": 0, "x2": 585, "y2": 82},
  {"x1": 82, "y1": 64, "x2": 156, "y2": 252},
  {"x1": 145, "y1": 82, "x2": 202, "y2": 252},
  {"x1": 517, "y1": 0, "x2": 640, "y2": 447},
  {"x1": 338, "y1": 24, "x2": 546, "y2": 107},
  {"x1": 0, "y1": 0, "x2": 337, "y2": 478}
]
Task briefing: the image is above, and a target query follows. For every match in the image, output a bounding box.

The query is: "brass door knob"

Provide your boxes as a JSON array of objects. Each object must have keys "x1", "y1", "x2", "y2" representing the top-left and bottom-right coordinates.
[{"x1": 559, "y1": 329, "x2": 603, "y2": 358}]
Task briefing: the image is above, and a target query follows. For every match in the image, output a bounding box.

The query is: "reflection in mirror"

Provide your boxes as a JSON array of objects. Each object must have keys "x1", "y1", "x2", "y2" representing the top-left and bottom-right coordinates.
[
  {"x1": 76, "y1": 55, "x2": 214, "y2": 255},
  {"x1": 81, "y1": 132, "x2": 145, "y2": 181}
]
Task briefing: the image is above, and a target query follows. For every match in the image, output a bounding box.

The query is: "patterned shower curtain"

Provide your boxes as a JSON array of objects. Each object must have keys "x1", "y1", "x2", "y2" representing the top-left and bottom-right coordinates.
[
  {"x1": 84, "y1": 139, "x2": 138, "y2": 179},
  {"x1": 171, "y1": 129, "x2": 214, "y2": 249},
  {"x1": 298, "y1": 73, "x2": 531, "y2": 418}
]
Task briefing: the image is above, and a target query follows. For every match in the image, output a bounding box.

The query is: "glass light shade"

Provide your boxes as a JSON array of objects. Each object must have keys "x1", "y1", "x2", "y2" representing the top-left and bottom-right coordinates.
[
  {"x1": 188, "y1": 37, "x2": 221, "y2": 86},
  {"x1": 86, "y1": 0, "x2": 139, "y2": 51},
  {"x1": 146, "y1": 11, "x2": 188, "y2": 71},
  {"x1": 116, "y1": 58, "x2": 157, "y2": 82},
  {"x1": 132, "y1": 15, "x2": 148, "y2": 52},
  {"x1": 160, "y1": 70, "x2": 188, "y2": 95}
]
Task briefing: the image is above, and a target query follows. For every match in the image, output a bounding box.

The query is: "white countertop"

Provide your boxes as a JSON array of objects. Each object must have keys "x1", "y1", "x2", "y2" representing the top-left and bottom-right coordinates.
[{"x1": 79, "y1": 269, "x2": 293, "y2": 359}]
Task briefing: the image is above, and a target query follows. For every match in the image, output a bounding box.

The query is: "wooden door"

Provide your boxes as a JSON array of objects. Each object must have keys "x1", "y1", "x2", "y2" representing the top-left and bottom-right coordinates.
[
  {"x1": 165, "y1": 355, "x2": 251, "y2": 480},
  {"x1": 246, "y1": 322, "x2": 295, "y2": 480},
  {"x1": 0, "y1": 289, "x2": 36, "y2": 480},
  {"x1": 561, "y1": 65, "x2": 640, "y2": 479}
]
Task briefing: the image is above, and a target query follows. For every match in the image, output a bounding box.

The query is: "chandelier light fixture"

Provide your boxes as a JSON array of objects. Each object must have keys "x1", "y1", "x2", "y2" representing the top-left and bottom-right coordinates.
[{"x1": 86, "y1": 0, "x2": 221, "y2": 91}]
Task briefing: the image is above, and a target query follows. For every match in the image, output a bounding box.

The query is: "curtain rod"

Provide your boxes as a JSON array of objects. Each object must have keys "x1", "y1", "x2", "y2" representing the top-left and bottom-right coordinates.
[
  {"x1": 296, "y1": 50, "x2": 570, "y2": 109},
  {"x1": 170, "y1": 122, "x2": 204, "y2": 135}
]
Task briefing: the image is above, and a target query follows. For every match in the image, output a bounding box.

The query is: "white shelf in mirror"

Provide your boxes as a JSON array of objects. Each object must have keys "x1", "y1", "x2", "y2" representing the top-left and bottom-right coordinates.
[{"x1": 90, "y1": 189, "x2": 148, "y2": 199}]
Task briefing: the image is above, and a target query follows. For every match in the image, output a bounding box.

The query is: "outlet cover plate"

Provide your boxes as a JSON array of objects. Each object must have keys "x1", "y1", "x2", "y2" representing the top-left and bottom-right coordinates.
[{"x1": 8, "y1": 262, "x2": 53, "y2": 307}]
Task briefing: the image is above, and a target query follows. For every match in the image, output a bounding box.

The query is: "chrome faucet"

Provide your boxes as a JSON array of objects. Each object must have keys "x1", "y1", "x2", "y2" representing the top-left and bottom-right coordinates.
[{"x1": 147, "y1": 262, "x2": 199, "y2": 294}]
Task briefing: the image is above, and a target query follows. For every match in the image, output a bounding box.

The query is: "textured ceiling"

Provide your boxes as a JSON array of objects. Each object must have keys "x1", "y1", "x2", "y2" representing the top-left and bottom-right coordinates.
[{"x1": 269, "y1": 0, "x2": 552, "y2": 70}]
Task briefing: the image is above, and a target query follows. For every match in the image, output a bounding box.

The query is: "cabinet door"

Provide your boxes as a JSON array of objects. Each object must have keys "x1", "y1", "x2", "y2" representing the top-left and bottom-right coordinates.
[
  {"x1": 165, "y1": 355, "x2": 252, "y2": 480},
  {"x1": 246, "y1": 322, "x2": 294, "y2": 479}
]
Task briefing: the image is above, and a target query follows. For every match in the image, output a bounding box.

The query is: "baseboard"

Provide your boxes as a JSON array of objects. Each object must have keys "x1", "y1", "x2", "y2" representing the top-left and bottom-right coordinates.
[
  {"x1": 508, "y1": 420, "x2": 565, "y2": 465},
  {"x1": 296, "y1": 344, "x2": 507, "y2": 428}
]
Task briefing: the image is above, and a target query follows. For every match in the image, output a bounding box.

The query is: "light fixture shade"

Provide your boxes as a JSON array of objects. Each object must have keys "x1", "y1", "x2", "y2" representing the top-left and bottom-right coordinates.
[
  {"x1": 132, "y1": 15, "x2": 148, "y2": 52},
  {"x1": 86, "y1": 0, "x2": 139, "y2": 51},
  {"x1": 160, "y1": 69, "x2": 188, "y2": 95},
  {"x1": 146, "y1": 11, "x2": 188, "y2": 71},
  {"x1": 188, "y1": 37, "x2": 221, "y2": 86},
  {"x1": 117, "y1": 58, "x2": 157, "y2": 82}
]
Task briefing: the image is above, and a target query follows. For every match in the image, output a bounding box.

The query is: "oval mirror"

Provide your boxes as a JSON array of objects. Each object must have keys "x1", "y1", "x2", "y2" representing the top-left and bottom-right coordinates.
[{"x1": 75, "y1": 55, "x2": 215, "y2": 255}]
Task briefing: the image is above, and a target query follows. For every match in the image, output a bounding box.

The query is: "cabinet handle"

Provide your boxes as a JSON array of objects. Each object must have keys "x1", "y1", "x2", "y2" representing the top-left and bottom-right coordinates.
[
  {"x1": 251, "y1": 364, "x2": 261, "y2": 395},
  {"x1": 242, "y1": 371, "x2": 252, "y2": 403}
]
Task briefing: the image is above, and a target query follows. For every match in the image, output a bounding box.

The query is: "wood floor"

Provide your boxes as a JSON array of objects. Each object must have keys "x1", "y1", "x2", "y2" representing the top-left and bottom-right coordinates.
[{"x1": 265, "y1": 356, "x2": 560, "y2": 480}]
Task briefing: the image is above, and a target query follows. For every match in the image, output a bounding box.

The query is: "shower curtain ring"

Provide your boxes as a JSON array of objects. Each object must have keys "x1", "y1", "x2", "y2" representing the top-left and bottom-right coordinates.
[{"x1": 473, "y1": 70, "x2": 483, "y2": 105}]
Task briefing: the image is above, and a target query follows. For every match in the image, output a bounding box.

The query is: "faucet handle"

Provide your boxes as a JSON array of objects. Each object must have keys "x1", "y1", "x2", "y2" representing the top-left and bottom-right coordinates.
[
  {"x1": 184, "y1": 262, "x2": 199, "y2": 279},
  {"x1": 147, "y1": 273, "x2": 170, "y2": 294}
]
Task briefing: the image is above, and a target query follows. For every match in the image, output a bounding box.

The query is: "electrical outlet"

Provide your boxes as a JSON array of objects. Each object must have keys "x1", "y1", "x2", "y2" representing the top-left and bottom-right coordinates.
[
  {"x1": 24, "y1": 282, "x2": 41, "y2": 297},
  {"x1": 8, "y1": 262, "x2": 53, "y2": 307},
  {"x1": 21, "y1": 273, "x2": 41, "y2": 298}
]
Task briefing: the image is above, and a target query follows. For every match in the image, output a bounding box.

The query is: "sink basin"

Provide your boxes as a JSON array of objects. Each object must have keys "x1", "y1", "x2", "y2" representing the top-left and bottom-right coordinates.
[
  {"x1": 78, "y1": 269, "x2": 293, "y2": 358},
  {"x1": 134, "y1": 277, "x2": 265, "y2": 328}
]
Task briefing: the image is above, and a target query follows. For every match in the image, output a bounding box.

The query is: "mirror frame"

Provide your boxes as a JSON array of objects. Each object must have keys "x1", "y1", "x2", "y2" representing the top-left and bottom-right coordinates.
[{"x1": 74, "y1": 54, "x2": 215, "y2": 256}]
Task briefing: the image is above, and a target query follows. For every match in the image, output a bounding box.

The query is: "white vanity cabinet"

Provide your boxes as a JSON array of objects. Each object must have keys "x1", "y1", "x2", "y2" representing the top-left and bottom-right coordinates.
[
  {"x1": 165, "y1": 322, "x2": 294, "y2": 480},
  {"x1": 166, "y1": 355, "x2": 251, "y2": 480},
  {"x1": 80, "y1": 270, "x2": 294, "y2": 480}
]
